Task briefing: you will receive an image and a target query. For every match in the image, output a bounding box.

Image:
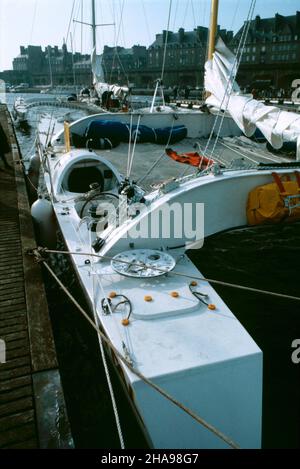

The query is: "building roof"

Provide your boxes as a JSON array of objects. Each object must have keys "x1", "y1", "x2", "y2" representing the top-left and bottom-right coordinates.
[
  {"x1": 150, "y1": 27, "x2": 209, "y2": 48},
  {"x1": 235, "y1": 11, "x2": 300, "y2": 41}
]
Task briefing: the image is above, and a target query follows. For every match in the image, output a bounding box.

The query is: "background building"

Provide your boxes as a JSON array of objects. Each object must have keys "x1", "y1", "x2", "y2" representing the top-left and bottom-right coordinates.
[
  {"x1": 144, "y1": 26, "x2": 232, "y2": 88},
  {"x1": 1, "y1": 43, "x2": 91, "y2": 87},
  {"x1": 233, "y1": 12, "x2": 300, "y2": 94},
  {"x1": 1, "y1": 11, "x2": 299, "y2": 94},
  {"x1": 101, "y1": 45, "x2": 147, "y2": 87}
]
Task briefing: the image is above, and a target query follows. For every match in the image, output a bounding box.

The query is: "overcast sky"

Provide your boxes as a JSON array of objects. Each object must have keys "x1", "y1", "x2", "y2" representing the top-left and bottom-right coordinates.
[{"x1": 0, "y1": 0, "x2": 299, "y2": 71}]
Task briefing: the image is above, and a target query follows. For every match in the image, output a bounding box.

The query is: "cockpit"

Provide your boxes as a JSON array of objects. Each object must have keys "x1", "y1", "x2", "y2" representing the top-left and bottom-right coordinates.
[{"x1": 49, "y1": 150, "x2": 146, "y2": 246}]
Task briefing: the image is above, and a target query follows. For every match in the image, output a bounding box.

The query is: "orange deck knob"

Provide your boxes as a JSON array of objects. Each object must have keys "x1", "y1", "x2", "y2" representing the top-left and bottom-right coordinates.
[
  {"x1": 190, "y1": 281, "x2": 198, "y2": 287},
  {"x1": 122, "y1": 319, "x2": 130, "y2": 326},
  {"x1": 144, "y1": 295, "x2": 153, "y2": 302},
  {"x1": 208, "y1": 304, "x2": 216, "y2": 311},
  {"x1": 171, "y1": 291, "x2": 179, "y2": 298},
  {"x1": 109, "y1": 291, "x2": 117, "y2": 299}
]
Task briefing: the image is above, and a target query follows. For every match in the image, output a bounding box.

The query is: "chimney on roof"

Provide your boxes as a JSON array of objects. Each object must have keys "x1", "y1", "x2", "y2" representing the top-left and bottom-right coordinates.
[
  {"x1": 255, "y1": 15, "x2": 261, "y2": 30},
  {"x1": 275, "y1": 13, "x2": 284, "y2": 33},
  {"x1": 196, "y1": 26, "x2": 206, "y2": 42},
  {"x1": 296, "y1": 11, "x2": 300, "y2": 32},
  {"x1": 179, "y1": 27, "x2": 185, "y2": 43},
  {"x1": 227, "y1": 31, "x2": 233, "y2": 42},
  {"x1": 162, "y1": 30, "x2": 167, "y2": 44}
]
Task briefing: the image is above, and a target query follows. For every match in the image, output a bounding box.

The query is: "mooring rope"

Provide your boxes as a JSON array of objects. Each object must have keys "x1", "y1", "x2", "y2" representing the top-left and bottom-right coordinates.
[
  {"x1": 88, "y1": 227, "x2": 125, "y2": 449},
  {"x1": 41, "y1": 248, "x2": 300, "y2": 303},
  {"x1": 30, "y1": 248, "x2": 240, "y2": 449}
]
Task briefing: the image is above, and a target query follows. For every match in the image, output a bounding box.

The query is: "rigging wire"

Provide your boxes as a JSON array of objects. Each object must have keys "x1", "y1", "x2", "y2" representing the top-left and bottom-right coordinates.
[
  {"x1": 141, "y1": 0, "x2": 152, "y2": 45},
  {"x1": 182, "y1": 0, "x2": 190, "y2": 28},
  {"x1": 89, "y1": 232, "x2": 125, "y2": 449},
  {"x1": 66, "y1": 0, "x2": 76, "y2": 45},
  {"x1": 128, "y1": 115, "x2": 141, "y2": 177},
  {"x1": 230, "y1": 0, "x2": 241, "y2": 31},
  {"x1": 203, "y1": 0, "x2": 256, "y2": 160},
  {"x1": 190, "y1": 0, "x2": 196, "y2": 28},
  {"x1": 110, "y1": 0, "x2": 127, "y2": 84},
  {"x1": 160, "y1": 0, "x2": 173, "y2": 83},
  {"x1": 70, "y1": 0, "x2": 83, "y2": 89},
  {"x1": 80, "y1": 0, "x2": 83, "y2": 55},
  {"x1": 118, "y1": 0, "x2": 126, "y2": 47},
  {"x1": 137, "y1": 118, "x2": 176, "y2": 184},
  {"x1": 97, "y1": 0, "x2": 106, "y2": 53},
  {"x1": 207, "y1": 0, "x2": 257, "y2": 159},
  {"x1": 29, "y1": 0, "x2": 38, "y2": 44},
  {"x1": 72, "y1": 0, "x2": 81, "y2": 43},
  {"x1": 171, "y1": 0, "x2": 179, "y2": 31}
]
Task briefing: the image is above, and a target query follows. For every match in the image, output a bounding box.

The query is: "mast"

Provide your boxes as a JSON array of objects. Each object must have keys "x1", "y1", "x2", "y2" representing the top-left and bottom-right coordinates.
[
  {"x1": 73, "y1": 0, "x2": 114, "y2": 52},
  {"x1": 91, "y1": 0, "x2": 97, "y2": 51},
  {"x1": 47, "y1": 46, "x2": 53, "y2": 87},
  {"x1": 207, "y1": 0, "x2": 219, "y2": 61}
]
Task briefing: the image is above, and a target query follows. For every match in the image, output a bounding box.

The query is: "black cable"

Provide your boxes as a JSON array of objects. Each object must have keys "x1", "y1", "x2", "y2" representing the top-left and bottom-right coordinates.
[
  {"x1": 101, "y1": 294, "x2": 133, "y2": 320},
  {"x1": 189, "y1": 284, "x2": 209, "y2": 306}
]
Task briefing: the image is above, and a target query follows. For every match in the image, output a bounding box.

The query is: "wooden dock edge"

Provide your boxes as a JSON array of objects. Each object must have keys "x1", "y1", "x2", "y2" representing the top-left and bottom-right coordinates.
[{"x1": 2, "y1": 104, "x2": 74, "y2": 448}]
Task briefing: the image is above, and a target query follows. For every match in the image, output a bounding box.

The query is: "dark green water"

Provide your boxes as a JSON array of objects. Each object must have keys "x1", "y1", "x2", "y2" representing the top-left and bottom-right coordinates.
[
  {"x1": 11, "y1": 96, "x2": 300, "y2": 448},
  {"x1": 188, "y1": 224, "x2": 300, "y2": 449}
]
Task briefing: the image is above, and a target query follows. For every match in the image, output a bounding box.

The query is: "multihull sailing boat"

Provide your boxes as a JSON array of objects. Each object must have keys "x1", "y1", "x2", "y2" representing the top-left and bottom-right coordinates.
[
  {"x1": 31, "y1": 0, "x2": 300, "y2": 448},
  {"x1": 79, "y1": 0, "x2": 129, "y2": 110},
  {"x1": 91, "y1": 47, "x2": 129, "y2": 109},
  {"x1": 12, "y1": 97, "x2": 28, "y2": 123}
]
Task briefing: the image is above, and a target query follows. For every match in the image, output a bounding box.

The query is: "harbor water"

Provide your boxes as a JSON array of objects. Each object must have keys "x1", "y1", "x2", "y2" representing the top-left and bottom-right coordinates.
[{"x1": 7, "y1": 94, "x2": 300, "y2": 449}]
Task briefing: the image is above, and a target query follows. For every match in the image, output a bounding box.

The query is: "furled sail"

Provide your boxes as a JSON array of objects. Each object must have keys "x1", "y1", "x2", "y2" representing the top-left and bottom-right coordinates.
[
  {"x1": 91, "y1": 47, "x2": 129, "y2": 100},
  {"x1": 205, "y1": 38, "x2": 300, "y2": 159},
  {"x1": 91, "y1": 47, "x2": 109, "y2": 96}
]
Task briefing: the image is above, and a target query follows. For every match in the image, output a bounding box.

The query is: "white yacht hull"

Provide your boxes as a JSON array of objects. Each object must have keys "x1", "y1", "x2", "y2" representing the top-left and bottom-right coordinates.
[{"x1": 37, "y1": 145, "x2": 297, "y2": 448}]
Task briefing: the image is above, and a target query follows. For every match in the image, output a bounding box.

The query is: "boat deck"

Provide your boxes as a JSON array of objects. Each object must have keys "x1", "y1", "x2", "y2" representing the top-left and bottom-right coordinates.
[
  {"x1": 89, "y1": 135, "x2": 291, "y2": 192},
  {"x1": 0, "y1": 105, "x2": 73, "y2": 449}
]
